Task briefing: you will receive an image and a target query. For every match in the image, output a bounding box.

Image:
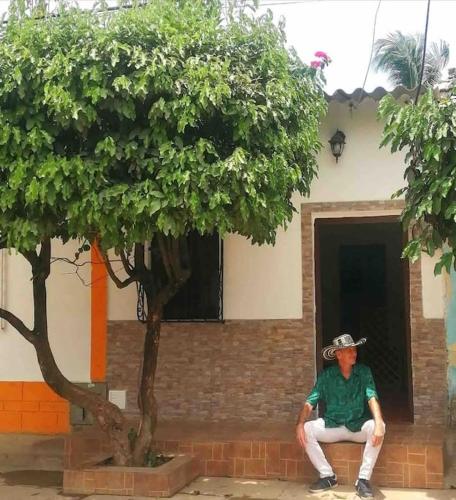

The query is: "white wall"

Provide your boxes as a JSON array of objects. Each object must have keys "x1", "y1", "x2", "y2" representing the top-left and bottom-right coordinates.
[
  {"x1": 108, "y1": 249, "x2": 138, "y2": 321},
  {"x1": 107, "y1": 98, "x2": 445, "y2": 321},
  {"x1": 0, "y1": 240, "x2": 91, "y2": 382},
  {"x1": 421, "y1": 252, "x2": 445, "y2": 319},
  {"x1": 225, "y1": 98, "x2": 406, "y2": 320},
  {"x1": 309, "y1": 100, "x2": 407, "y2": 203},
  {"x1": 223, "y1": 192, "x2": 303, "y2": 319}
]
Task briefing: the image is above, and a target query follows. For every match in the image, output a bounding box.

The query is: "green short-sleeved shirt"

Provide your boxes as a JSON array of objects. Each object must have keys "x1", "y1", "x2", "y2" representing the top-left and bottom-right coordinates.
[{"x1": 306, "y1": 363, "x2": 378, "y2": 432}]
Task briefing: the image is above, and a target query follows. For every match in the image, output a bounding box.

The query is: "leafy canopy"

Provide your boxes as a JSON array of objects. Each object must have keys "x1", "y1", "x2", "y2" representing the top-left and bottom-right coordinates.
[
  {"x1": 379, "y1": 87, "x2": 456, "y2": 274},
  {"x1": 0, "y1": 0, "x2": 326, "y2": 252}
]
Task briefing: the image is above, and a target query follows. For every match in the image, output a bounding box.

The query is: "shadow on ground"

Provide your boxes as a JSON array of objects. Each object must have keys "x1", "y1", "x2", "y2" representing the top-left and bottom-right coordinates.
[{"x1": 0, "y1": 470, "x2": 63, "y2": 487}]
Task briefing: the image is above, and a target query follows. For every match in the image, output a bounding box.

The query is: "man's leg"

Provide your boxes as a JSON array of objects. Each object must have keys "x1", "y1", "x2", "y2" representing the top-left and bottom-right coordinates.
[
  {"x1": 359, "y1": 419, "x2": 386, "y2": 480},
  {"x1": 303, "y1": 418, "x2": 349, "y2": 478},
  {"x1": 348, "y1": 419, "x2": 386, "y2": 480}
]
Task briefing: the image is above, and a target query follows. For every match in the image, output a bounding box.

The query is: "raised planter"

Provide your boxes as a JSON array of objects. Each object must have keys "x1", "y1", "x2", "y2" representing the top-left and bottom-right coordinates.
[{"x1": 63, "y1": 454, "x2": 200, "y2": 497}]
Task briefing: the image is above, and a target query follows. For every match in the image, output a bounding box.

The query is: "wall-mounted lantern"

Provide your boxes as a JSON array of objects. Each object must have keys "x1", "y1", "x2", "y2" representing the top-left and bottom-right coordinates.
[{"x1": 329, "y1": 130, "x2": 346, "y2": 163}]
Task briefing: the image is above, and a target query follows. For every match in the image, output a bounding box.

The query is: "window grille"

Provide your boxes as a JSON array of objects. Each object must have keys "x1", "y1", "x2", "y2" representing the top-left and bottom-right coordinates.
[{"x1": 163, "y1": 232, "x2": 223, "y2": 321}]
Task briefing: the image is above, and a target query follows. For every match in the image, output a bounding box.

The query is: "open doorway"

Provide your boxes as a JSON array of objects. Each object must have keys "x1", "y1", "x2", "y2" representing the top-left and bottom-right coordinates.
[{"x1": 314, "y1": 217, "x2": 413, "y2": 422}]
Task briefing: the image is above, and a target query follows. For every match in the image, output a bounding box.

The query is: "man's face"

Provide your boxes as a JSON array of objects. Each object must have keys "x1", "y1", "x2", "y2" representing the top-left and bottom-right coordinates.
[{"x1": 335, "y1": 346, "x2": 357, "y2": 365}]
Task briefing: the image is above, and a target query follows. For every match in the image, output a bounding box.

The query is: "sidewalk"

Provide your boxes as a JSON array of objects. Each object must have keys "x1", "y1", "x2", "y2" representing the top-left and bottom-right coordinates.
[
  {"x1": 0, "y1": 473, "x2": 454, "y2": 500},
  {"x1": 1, "y1": 431, "x2": 455, "y2": 499}
]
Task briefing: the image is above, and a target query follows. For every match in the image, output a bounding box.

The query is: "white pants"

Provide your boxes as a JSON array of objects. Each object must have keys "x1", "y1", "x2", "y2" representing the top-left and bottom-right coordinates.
[{"x1": 303, "y1": 418, "x2": 385, "y2": 480}]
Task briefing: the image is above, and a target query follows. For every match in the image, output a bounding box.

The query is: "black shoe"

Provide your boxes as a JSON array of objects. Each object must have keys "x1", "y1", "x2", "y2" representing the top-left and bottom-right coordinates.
[
  {"x1": 355, "y1": 478, "x2": 374, "y2": 498},
  {"x1": 308, "y1": 474, "x2": 337, "y2": 492}
]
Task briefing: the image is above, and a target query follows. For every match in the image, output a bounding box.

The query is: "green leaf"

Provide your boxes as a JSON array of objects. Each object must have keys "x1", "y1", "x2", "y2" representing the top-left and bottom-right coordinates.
[
  {"x1": 435, "y1": 252, "x2": 453, "y2": 275},
  {"x1": 432, "y1": 197, "x2": 442, "y2": 215}
]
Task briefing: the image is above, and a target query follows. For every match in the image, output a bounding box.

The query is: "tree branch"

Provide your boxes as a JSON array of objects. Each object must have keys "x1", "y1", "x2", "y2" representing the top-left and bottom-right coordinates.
[
  {"x1": 50, "y1": 256, "x2": 124, "y2": 268},
  {"x1": 157, "y1": 234, "x2": 174, "y2": 281},
  {"x1": 170, "y1": 237, "x2": 182, "y2": 276},
  {"x1": 119, "y1": 249, "x2": 134, "y2": 276},
  {"x1": 151, "y1": 236, "x2": 191, "y2": 311},
  {"x1": 151, "y1": 268, "x2": 191, "y2": 311},
  {"x1": 40, "y1": 237, "x2": 51, "y2": 279},
  {"x1": 20, "y1": 239, "x2": 51, "y2": 280},
  {"x1": 22, "y1": 249, "x2": 40, "y2": 269},
  {"x1": 100, "y1": 250, "x2": 137, "y2": 289},
  {"x1": 0, "y1": 307, "x2": 35, "y2": 344},
  {"x1": 134, "y1": 243, "x2": 146, "y2": 272}
]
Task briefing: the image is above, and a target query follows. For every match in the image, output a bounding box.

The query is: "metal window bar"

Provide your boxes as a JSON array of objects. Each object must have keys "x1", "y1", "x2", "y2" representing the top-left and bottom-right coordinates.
[{"x1": 136, "y1": 236, "x2": 224, "y2": 323}]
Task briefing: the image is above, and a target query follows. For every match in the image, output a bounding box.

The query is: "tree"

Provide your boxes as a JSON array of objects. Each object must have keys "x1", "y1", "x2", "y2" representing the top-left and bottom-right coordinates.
[
  {"x1": 0, "y1": 0, "x2": 326, "y2": 465},
  {"x1": 378, "y1": 85, "x2": 456, "y2": 274},
  {"x1": 373, "y1": 31, "x2": 450, "y2": 89}
]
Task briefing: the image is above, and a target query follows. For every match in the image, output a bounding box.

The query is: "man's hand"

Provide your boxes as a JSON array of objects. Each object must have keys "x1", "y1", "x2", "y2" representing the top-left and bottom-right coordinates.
[
  {"x1": 296, "y1": 422, "x2": 306, "y2": 448},
  {"x1": 367, "y1": 397, "x2": 385, "y2": 447},
  {"x1": 295, "y1": 402, "x2": 313, "y2": 448},
  {"x1": 371, "y1": 422, "x2": 385, "y2": 447}
]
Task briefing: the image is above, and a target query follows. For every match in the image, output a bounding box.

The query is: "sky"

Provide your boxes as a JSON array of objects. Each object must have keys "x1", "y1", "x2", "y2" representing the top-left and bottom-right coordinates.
[
  {"x1": 256, "y1": 0, "x2": 456, "y2": 93},
  {"x1": 0, "y1": 0, "x2": 455, "y2": 93}
]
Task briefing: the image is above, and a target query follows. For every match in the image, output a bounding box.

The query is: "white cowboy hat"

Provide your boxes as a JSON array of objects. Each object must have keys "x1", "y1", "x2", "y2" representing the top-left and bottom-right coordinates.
[{"x1": 322, "y1": 334, "x2": 367, "y2": 361}]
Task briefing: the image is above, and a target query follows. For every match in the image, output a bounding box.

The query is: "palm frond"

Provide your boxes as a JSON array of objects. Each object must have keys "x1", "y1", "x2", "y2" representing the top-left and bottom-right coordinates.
[
  {"x1": 423, "y1": 40, "x2": 450, "y2": 87},
  {"x1": 372, "y1": 31, "x2": 449, "y2": 89}
]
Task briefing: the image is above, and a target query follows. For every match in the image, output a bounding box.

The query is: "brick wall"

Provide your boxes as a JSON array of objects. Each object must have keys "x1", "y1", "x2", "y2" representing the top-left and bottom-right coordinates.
[
  {"x1": 107, "y1": 200, "x2": 448, "y2": 425},
  {"x1": 409, "y1": 262, "x2": 447, "y2": 424},
  {"x1": 107, "y1": 319, "x2": 314, "y2": 422}
]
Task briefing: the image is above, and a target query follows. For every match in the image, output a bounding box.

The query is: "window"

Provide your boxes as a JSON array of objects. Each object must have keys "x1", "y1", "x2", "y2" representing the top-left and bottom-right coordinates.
[{"x1": 163, "y1": 232, "x2": 223, "y2": 321}]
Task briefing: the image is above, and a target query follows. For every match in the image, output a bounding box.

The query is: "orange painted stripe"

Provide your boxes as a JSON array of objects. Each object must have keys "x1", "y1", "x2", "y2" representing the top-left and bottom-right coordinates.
[
  {"x1": 91, "y1": 243, "x2": 108, "y2": 382},
  {"x1": 0, "y1": 382, "x2": 69, "y2": 434}
]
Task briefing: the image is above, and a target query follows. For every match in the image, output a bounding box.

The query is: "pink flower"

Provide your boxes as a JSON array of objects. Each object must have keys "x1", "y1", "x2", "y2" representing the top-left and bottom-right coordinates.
[
  {"x1": 315, "y1": 51, "x2": 329, "y2": 60},
  {"x1": 310, "y1": 60, "x2": 322, "y2": 69}
]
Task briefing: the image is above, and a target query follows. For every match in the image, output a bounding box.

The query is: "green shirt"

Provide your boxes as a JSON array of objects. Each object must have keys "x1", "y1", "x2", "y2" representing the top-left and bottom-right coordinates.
[{"x1": 306, "y1": 363, "x2": 378, "y2": 432}]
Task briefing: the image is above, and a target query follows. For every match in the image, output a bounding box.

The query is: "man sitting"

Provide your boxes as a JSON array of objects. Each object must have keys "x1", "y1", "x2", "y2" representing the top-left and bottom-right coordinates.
[{"x1": 295, "y1": 334, "x2": 385, "y2": 499}]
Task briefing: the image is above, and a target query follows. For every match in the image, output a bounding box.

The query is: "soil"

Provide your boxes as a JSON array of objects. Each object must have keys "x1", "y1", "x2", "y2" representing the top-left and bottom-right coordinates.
[{"x1": 101, "y1": 452, "x2": 173, "y2": 468}]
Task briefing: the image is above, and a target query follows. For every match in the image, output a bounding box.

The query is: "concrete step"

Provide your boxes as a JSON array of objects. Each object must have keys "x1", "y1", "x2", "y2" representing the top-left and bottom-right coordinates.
[
  {"x1": 151, "y1": 420, "x2": 446, "y2": 490},
  {"x1": 63, "y1": 421, "x2": 447, "y2": 489}
]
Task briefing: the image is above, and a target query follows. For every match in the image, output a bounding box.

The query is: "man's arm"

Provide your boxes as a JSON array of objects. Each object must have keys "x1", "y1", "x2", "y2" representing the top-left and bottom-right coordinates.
[
  {"x1": 368, "y1": 397, "x2": 385, "y2": 447},
  {"x1": 295, "y1": 402, "x2": 313, "y2": 448},
  {"x1": 364, "y1": 366, "x2": 385, "y2": 447},
  {"x1": 296, "y1": 402, "x2": 313, "y2": 426},
  {"x1": 296, "y1": 372, "x2": 324, "y2": 448}
]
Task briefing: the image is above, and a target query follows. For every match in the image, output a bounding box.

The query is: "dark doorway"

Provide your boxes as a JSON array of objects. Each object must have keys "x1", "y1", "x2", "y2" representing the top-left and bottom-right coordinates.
[{"x1": 315, "y1": 217, "x2": 413, "y2": 422}]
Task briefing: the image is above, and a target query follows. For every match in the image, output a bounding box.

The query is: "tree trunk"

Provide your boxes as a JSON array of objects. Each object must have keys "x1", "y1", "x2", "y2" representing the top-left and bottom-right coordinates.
[
  {"x1": 29, "y1": 245, "x2": 132, "y2": 466},
  {"x1": 34, "y1": 334, "x2": 132, "y2": 465},
  {"x1": 126, "y1": 237, "x2": 190, "y2": 466},
  {"x1": 132, "y1": 309, "x2": 161, "y2": 466}
]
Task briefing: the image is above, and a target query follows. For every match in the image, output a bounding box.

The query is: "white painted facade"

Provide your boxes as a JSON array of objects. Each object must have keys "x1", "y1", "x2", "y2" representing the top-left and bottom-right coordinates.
[
  {"x1": 223, "y1": 99, "x2": 445, "y2": 321},
  {"x1": 0, "y1": 97, "x2": 447, "y2": 382},
  {"x1": 0, "y1": 240, "x2": 91, "y2": 382}
]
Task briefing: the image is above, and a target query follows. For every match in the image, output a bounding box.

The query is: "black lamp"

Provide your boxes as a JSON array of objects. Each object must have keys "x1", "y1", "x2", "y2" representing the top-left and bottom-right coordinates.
[{"x1": 329, "y1": 130, "x2": 346, "y2": 163}]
